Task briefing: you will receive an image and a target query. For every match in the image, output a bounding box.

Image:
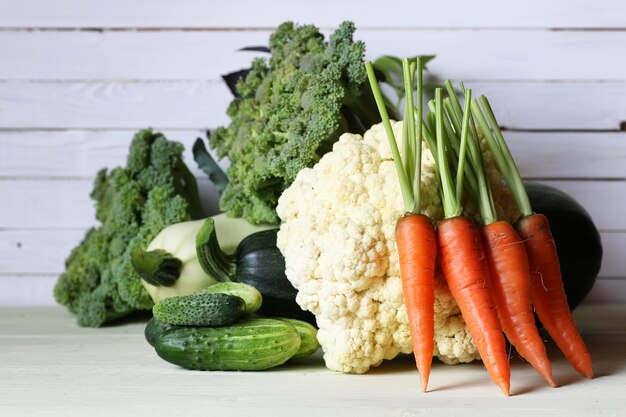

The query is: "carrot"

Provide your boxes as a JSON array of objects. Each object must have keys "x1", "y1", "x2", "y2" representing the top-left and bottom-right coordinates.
[
  {"x1": 433, "y1": 87, "x2": 510, "y2": 395},
  {"x1": 366, "y1": 58, "x2": 437, "y2": 392},
  {"x1": 438, "y1": 216, "x2": 511, "y2": 395},
  {"x1": 472, "y1": 96, "x2": 593, "y2": 379},
  {"x1": 396, "y1": 214, "x2": 437, "y2": 391},
  {"x1": 441, "y1": 83, "x2": 556, "y2": 387},
  {"x1": 516, "y1": 214, "x2": 593, "y2": 378},
  {"x1": 481, "y1": 221, "x2": 557, "y2": 387}
]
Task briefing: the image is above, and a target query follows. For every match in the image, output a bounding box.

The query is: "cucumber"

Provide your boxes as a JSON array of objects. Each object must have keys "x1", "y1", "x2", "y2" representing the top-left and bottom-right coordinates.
[
  {"x1": 201, "y1": 282, "x2": 262, "y2": 314},
  {"x1": 153, "y1": 292, "x2": 245, "y2": 326},
  {"x1": 145, "y1": 316, "x2": 180, "y2": 347},
  {"x1": 155, "y1": 318, "x2": 301, "y2": 371},
  {"x1": 280, "y1": 318, "x2": 319, "y2": 360}
]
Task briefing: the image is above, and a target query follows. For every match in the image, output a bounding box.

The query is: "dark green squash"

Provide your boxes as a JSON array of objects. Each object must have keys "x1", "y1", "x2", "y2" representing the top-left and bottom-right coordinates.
[
  {"x1": 196, "y1": 218, "x2": 316, "y2": 324},
  {"x1": 525, "y1": 181, "x2": 602, "y2": 311}
]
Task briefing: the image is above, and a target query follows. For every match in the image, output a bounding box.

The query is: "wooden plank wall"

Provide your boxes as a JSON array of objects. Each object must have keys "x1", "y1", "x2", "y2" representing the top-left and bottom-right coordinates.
[{"x1": 0, "y1": 0, "x2": 624, "y2": 305}]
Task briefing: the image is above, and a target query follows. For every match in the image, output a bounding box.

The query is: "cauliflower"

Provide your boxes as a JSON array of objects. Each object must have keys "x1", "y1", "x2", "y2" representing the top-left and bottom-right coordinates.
[{"x1": 276, "y1": 121, "x2": 519, "y2": 374}]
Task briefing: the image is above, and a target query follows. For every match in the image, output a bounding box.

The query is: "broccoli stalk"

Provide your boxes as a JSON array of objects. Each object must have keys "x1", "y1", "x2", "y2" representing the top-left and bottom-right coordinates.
[
  {"x1": 54, "y1": 130, "x2": 204, "y2": 327},
  {"x1": 209, "y1": 21, "x2": 399, "y2": 224}
]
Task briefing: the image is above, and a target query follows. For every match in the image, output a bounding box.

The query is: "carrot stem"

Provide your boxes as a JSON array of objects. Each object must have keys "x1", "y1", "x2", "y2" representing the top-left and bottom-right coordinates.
[
  {"x1": 435, "y1": 89, "x2": 461, "y2": 218},
  {"x1": 365, "y1": 62, "x2": 414, "y2": 213}
]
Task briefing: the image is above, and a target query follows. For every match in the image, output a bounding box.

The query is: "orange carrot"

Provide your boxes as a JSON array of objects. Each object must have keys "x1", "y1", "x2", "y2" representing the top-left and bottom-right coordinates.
[
  {"x1": 516, "y1": 214, "x2": 593, "y2": 378},
  {"x1": 366, "y1": 58, "x2": 437, "y2": 391},
  {"x1": 396, "y1": 214, "x2": 437, "y2": 392},
  {"x1": 471, "y1": 96, "x2": 593, "y2": 379},
  {"x1": 481, "y1": 221, "x2": 556, "y2": 387},
  {"x1": 438, "y1": 216, "x2": 511, "y2": 396}
]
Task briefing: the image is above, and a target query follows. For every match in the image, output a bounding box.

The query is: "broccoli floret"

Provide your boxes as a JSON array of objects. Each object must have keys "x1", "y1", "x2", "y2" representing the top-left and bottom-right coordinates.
[
  {"x1": 54, "y1": 129, "x2": 204, "y2": 327},
  {"x1": 209, "y1": 21, "x2": 397, "y2": 224}
]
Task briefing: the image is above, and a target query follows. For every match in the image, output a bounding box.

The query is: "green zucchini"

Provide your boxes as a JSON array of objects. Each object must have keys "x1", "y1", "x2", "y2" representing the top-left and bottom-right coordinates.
[
  {"x1": 196, "y1": 218, "x2": 316, "y2": 324},
  {"x1": 153, "y1": 292, "x2": 245, "y2": 326},
  {"x1": 155, "y1": 318, "x2": 301, "y2": 371},
  {"x1": 280, "y1": 318, "x2": 319, "y2": 360},
  {"x1": 201, "y1": 282, "x2": 262, "y2": 314},
  {"x1": 145, "y1": 316, "x2": 180, "y2": 347}
]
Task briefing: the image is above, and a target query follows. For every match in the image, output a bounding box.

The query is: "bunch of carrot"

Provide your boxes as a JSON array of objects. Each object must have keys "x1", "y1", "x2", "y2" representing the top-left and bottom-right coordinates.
[{"x1": 365, "y1": 59, "x2": 593, "y2": 395}]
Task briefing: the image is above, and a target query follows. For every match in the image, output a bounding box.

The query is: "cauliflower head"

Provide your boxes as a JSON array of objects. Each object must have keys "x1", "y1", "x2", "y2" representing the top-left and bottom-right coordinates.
[{"x1": 276, "y1": 121, "x2": 519, "y2": 373}]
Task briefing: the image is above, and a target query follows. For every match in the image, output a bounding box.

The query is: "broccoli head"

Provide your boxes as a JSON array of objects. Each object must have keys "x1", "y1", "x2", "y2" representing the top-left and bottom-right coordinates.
[
  {"x1": 54, "y1": 129, "x2": 204, "y2": 327},
  {"x1": 210, "y1": 21, "x2": 396, "y2": 225}
]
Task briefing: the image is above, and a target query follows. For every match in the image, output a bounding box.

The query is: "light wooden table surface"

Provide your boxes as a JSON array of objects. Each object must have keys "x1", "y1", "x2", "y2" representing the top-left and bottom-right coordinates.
[{"x1": 0, "y1": 305, "x2": 624, "y2": 417}]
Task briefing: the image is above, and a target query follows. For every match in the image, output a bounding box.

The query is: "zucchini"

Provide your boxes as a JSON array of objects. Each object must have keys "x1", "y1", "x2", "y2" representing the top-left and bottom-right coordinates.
[
  {"x1": 155, "y1": 318, "x2": 301, "y2": 371},
  {"x1": 525, "y1": 181, "x2": 602, "y2": 310},
  {"x1": 145, "y1": 316, "x2": 180, "y2": 347},
  {"x1": 201, "y1": 282, "x2": 262, "y2": 314},
  {"x1": 196, "y1": 218, "x2": 316, "y2": 324},
  {"x1": 153, "y1": 292, "x2": 245, "y2": 326},
  {"x1": 280, "y1": 318, "x2": 319, "y2": 360}
]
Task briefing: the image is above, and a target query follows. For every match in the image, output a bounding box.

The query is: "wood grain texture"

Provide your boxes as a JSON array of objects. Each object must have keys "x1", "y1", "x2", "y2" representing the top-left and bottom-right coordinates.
[
  {"x1": 2, "y1": 81, "x2": 626, "y2": 130},
  {"x1": 0, "y1": 305, "x2": 624, "y2": 416},
  {"x1": 0, "y1": 178, "x2": 220, "y2": 229},
  {"x1": 0, "y1": 129, "x2": 218, "y2": 178},
  {"x1": 0, "y1": 0, "x2": 623, "y2": 28},
  {"x1": 4, "y1": 30, "x2": 626, "y2": 81},
  {"x1": 1, "y1": 130, "x2": 623, "y2": 179}
]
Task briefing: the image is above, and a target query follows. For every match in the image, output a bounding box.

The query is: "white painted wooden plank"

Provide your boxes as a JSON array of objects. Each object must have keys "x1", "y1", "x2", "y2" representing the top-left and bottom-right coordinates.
[
  {"x1": 506, "y1": 132, "x2": 626, "y2": 179},
  {"x1": 4, "y1": 30, "x2": 626, "y2": 81},
  {"x1": 0, "y1": 0, "x2": 623, "y2": 28},
  {"x1": 0, "y1": 178, "x2": 220, "y2": 229},
  {"x1": 0, "y1": 275, "x2": 58, "y2": 307},
  {"x1": 1, "y1": 130, "x2": 623, "y2": 179},
  {"x1": 1, "y1": 81, "x2": 626, "y2": 129},
  {"x1": 0, "y1": 180, "x2": 622, "y2": 230},
  {"x1": 598, "y1": 232, "x2": 626, "y2": 278},
  {"x1": 0, "y1": 81, "x2": 228, "y2": 129},
  {"x1": 0, "y1": 230, "x2": 84, "y2": 274},
  {"x1": 538, "y1": 180, "x2": 626, "y2": 231},
  {"x1": 0, "y1": 306, "x2": 624, "y2": 417},
  {"x1": 0, "y1": 129, "x2": 225, "y2": 178},
  {"x1": 585, "y1": 279, "x2": 626, "y2": 304}
]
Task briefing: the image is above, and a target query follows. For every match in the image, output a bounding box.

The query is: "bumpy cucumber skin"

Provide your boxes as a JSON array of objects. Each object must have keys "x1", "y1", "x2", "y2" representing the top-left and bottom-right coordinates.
[
  {"x1": 145, "y1": 316, "x2": 181, "y2": 347},
  {"x1": 155, "y1": 318, "x2": 301, "y2": 371},
  {"x1": 201, "y1": 282, "x2": 262, "y2": 314},
  {"x1": 153, "y1": 292, "x2": 246, "y2": 326},
  {"x1": 279, "y1": 318, "x2": 320, "y2": 360}
]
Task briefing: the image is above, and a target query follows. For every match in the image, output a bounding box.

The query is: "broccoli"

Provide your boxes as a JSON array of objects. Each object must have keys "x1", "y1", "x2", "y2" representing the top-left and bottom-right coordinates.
[
  {"x1": 54, "y1": 129, "x2": 204, "y2": 327},
  {"x1": 209, "y1": 21, "x2": 398, "y2": 224}
]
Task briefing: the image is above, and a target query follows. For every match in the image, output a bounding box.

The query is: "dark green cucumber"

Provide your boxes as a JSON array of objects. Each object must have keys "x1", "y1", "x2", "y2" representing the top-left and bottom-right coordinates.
[
  {"x1": 525, "y1": 181, "x2": 603, "y2": 310},
  {"x1": 153, "y1": 292, "x2": 246, "y2": 326},
  {"x1": 145, "y1": 316, "x2": 180, "y2": 347},
  {"x1": 155, "y1": 318, "x2": 301, "y2": 371},
  {"x1": 279, "y1": 318, "x2": 319, "y2": 360},
  {"x1": 196, "y1": 218, "x2": 316, "y2": 325},
  {"x1": 201, "y1": 282, "x2": 262, "y2": 314}
]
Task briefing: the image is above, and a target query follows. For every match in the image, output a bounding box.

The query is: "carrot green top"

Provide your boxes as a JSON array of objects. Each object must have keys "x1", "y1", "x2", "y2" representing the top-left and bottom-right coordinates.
[
  {"x1": 471, "y1": 97, "x2": 533, "y2": 217},
  {"x1": 365, "y1": 58, "x2": 425, "y2": 215}
]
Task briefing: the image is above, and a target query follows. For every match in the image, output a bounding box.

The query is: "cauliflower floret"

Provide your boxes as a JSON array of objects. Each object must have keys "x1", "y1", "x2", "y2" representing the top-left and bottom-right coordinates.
[{"x1": 277, "y1": 121, "x2": 519, "y2": 374}]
